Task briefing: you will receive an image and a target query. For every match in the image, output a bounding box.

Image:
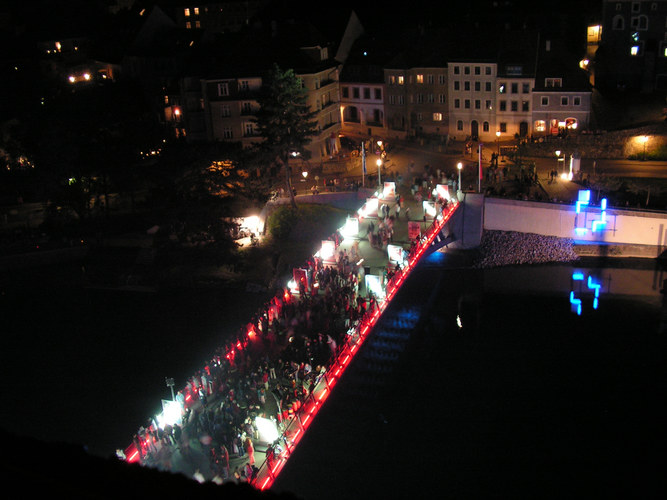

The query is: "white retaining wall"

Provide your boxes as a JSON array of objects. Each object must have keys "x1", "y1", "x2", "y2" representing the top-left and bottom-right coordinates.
[{"x1": 484, "y1": 197, "x2": 667, "y2": 247}]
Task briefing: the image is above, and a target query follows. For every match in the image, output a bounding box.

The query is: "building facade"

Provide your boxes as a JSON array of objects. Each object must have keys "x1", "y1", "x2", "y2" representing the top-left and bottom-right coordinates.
[
  {"x1": 448, "y1": 62, "x2": 497, "y2": 142},
  {"x1": 596, "y1": 0, "x2": 667, "y2": 92},
  {"x1": 384, "y1": 66, "x2": 449, "y2": 139}
]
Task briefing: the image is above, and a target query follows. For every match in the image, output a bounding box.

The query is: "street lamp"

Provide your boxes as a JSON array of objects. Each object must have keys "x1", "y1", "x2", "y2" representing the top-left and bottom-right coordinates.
[
  {"x1": 457, "y1": 162, "x2": 463, "y2": 194},
  {"x1": 165, "y1": 377, "x2": 175, "y2": 401},
  {"x1": 495, "y1": 131, "x2": 501, "y2": 156},
  {"x1": 376, "y1": 158, "x2": 382, "y2": 186},
  {"x1": 641, "y1": 135, "x2": 649, "y2": 161}
]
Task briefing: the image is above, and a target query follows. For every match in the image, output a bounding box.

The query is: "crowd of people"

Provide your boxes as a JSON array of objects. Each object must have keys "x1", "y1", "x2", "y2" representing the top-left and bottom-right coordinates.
[
  {"x1": 124, "y1": 236, "x2": 389, "y2": 486},
  {"x1": 473, "y1": 230, "x2": 580, "y2": 268}
]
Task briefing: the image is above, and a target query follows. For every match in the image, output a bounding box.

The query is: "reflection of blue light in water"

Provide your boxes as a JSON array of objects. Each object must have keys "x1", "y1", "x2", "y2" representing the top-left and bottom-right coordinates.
[
  {"x1": 569, "y1": 290, "x2": 582, "y2": 315},
  {"x1": 571, "y1": 272, "x2": 602, "y2": 315}
]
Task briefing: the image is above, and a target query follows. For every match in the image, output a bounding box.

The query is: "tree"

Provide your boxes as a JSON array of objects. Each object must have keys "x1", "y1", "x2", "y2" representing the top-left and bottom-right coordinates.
[{"x1": 252, "y1": 64, "x2": 318, "y2": 208}]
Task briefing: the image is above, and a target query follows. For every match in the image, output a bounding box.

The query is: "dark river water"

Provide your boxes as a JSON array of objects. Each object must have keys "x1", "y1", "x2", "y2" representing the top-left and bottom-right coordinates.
[{"x1": 1, "y1": 252, "x2": 665, "y2": 497}]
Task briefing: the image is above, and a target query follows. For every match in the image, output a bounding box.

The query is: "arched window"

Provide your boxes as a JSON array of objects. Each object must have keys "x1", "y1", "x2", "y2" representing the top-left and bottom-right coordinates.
[
  {"x1": 613, "y1": 15, "x2": 624, "y2": 30},
  {"x1": 483, "y1": 121, "x2": 489, "y2": 132}
]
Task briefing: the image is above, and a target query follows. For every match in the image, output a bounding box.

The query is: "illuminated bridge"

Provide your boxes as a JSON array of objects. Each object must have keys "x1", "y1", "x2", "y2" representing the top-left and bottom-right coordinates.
[{"x1": 122, "y1": 181, "x2": 461, "y2": 489}]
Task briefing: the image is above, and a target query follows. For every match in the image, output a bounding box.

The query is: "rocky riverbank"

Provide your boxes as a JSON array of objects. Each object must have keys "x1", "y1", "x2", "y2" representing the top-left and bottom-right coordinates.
[{"x1": 473, "y1": 230, "x2": 580, "y2": 268}]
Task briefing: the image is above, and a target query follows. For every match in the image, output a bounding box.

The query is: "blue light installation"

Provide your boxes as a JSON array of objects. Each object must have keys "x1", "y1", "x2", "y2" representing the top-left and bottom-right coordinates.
[{"x1": 574, "y1": 190, "x2": 608, "y2": 235}]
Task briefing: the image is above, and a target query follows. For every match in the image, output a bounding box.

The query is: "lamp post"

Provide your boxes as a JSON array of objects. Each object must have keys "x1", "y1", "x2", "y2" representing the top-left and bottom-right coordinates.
[
  {"x1": 555, "y1": 150, "x2": 561, "y2": 178},
  {"x1": 376, "y1": 158, "x2": 382, "y2": 187},
  {"x1": 495, "y1": 130, "x2": 501, "y2": 157},
  {"x1": 165, "y1": 377, "x2": 175, "y2": 401},
  {"x1": 457, "y1": 162, "x2": 463, "y2": 200},
  {"x1": 641, "y1": 135, "x2": 649, "y2": 161}
]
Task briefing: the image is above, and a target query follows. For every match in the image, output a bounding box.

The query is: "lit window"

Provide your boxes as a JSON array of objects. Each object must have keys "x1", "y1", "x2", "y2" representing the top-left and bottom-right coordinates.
[
  {"x1": 389, "y1": 75, "x2": 396, "y2": 85},
  {"x1": 195, "y1": 21, "x2": 201, "y2": 28},
  {"x1": 416, "y1": 74, "x2": 424, "y2": 83},
  {"x1": 534, "y1": 120, "x2": 546, "y2": 132},
  {"x1": 545, "y1": 78, "x2": 562, "y2": 88},
  {"x1": 433, "y1": 112, "x2": 443, "y2": 121},
  {"x1": 194, "y1": 7, "x2": 200, "y2": 15},
  {"x1": 631, "y1": 45, "x2": 640, "y2": 55},
  {"x1": 398, "y1": 76, "x2": 404, "y2": 85},
  {"x1": 186, "y1": 21, "x2": 191, "y2": 29},
  {"x1": 184, "y1": 8, "x2": 190, "y2": 16}
]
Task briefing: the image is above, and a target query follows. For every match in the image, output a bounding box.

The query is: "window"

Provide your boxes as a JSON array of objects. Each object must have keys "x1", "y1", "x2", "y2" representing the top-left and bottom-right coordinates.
[
  {"x1": 244, "y1": 123, "x2": 254, "y2": 136},
  {"x1": 433, "y1": 112, "x2": 443, "y2": 121},
  {"x1": 522, "y1": 83, "x2": 530, "y2": 93},
  {"x1": 439, "y1": 75, "x2": 446, "y2": 85},
  {"x1": 375, "y1": 88, "x2": 382, "y2": 99},
  {"x1": 184, "y1": 8, "x2": 190, "y2": 16},
  {"x1": 464, "y1": 99, "x2": 471, "y2": 109},
  {"x1": 416, "y1": 74, "x2": 424, "y2": 84},
  {"x1": 342, "y1": 87, "x2": 349, "y2": 98},
  {"x1": 217, "y1": 82, "x2": 229, "y2": 96},
  {"x1": 632, "y1": 2, "x2": 640, "y2": 13},
  {"x1": 541, "y1": 96, "x2": 549, "y2": 106},
  {"x1": 417, "y1": 113, "x2": 423, "y2": 121},
  {"x1": 427, "y1": 74, "x2": 434, "y2": 84},
  {"x1": 499, "y1": 82, "x2": 506, "y2": 93},
  {"x1": 561, "y1": 96, "x2": 569, "y2": 106},
  {"x1": 613, "y1": 15, "x2": 624, "y2": 30},
  {"x1": 427, "y1": 93, "x2": 434, "y2": 103},
  {"x1": 511, "y1": 83, "x2": 518, "y2": 93},
  {"x1": 195, "y1": 21, "x2": 201, "y2": 28},
  {"x1": 485, "y1": 100, "x2": 492, "y2": 110},
  {"x1": 389, "y1": 75, "x2": 396, "y2": 85},
  {"x1": 221, "y1": 105, "x2": 230, "y2": 117},
  {"x1": 416, "y1": 93, "x2": 424, "y2": 103},
  {"x1": 439, "y1": 94, "x2": 445, "y2": 103},
  {"x1": 240, "y1": 80, "x2": 249, "y2": 91},
  {"x1": 454, "y1": 81, "x2": 460, "y2": 90},
  {"x1": 353, "y1": 87, "x2": 360, "y2": 98},
  {"x1": 364, "y1": 88, "x2": 371, "y2": 99},
  {"x1": 522, "y1": 101, "x2": 529, "y2": 112},
  {"x1": 398, "y1": 76, "x2": 404, "y2": 85},
  {"x1": 398, "y1": 95, "x2": 404, "y2": 105},
  {"x1": 464, "y1": 66, "x2": 470, "y2": 74},
  {"x1": 455, "y1": 99, "x2": 460, "y2": 108},
  {"x1": 483, "y1": 121, "x2": 489, "y2": 132},
  {"x1": 573, "y1": 96, "x2": 581, "y2": 106},
  {"x1": 475, "y1": 66, "x2": 481, "y2": 75},
  {"x1": 186, "y1": 21, "x2": 191, "y2": 29},
  {"x1": 457, "y1": 120, "x2": 463, "y2": 131},
  {"x1": 631, "y1": 42, "x2": 644, "y2": 55},
  {"x1": 545, "y1": 78, "x2": 562, "y2": 88},
  {"x1": 534, "y1": 120, "x2": 546, "y2": 132},
  {"x1": 485, "y1": 66, "x2": 492, "y2": 75},
  {"x1": 485, "y1": 82, "x2": 492, "y2": 92},
  {"x1": 223, "y1": 127, "x2": 233, "y2": 139},
  {"x1": 632, "y1": 15, "x2": 648, "y2": 30},
  {"x1": 194, "y1": 7, "x2": 199, "y2": 15},
  {"x1": 389, "y1": 95, "x2": 396, "y2": 105},
  {"x1": 499, "y1": 100, "x2": 507, "y2": 111},
  {"x1": 454, "y1": 66, "x2": 460, "y2": 75},
  {"x1": 499, "y1": 122, "x2": 507, "y2": 133},
  {"x1": 475, "y1": 99, "x2": 481, "y2": 109},
  {"x1": 464, "y1": 81, "x2": 470, "y2": 91},
  {"x1": 511, "y1": 101, "x2": 518, "y2": 111},
  {"x1": 475, "y1": 81, "x2": 481, "y2": 91},
  {"x1": 242, "y1": 102, "x2": 252, "y2": 113}
]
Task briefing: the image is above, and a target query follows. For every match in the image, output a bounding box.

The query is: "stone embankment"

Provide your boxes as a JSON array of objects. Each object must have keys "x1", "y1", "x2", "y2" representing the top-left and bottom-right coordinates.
[{"x1": 473, "y1": 230, "x2": 580, "y2": 268}]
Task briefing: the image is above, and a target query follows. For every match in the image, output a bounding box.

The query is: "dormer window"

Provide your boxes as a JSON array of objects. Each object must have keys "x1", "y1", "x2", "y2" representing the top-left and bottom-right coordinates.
[{"x1": 545, "y1": 78, "x2": 562, "y2": 88}]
